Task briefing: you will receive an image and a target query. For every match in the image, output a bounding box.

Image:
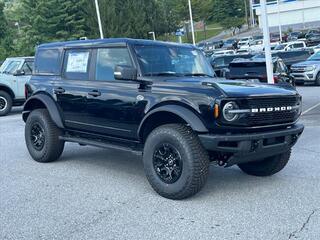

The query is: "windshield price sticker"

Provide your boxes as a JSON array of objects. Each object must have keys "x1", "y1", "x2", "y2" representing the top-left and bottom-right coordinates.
[{"x1": 66, "y1": 52, "x2": 89, "y2": 73}]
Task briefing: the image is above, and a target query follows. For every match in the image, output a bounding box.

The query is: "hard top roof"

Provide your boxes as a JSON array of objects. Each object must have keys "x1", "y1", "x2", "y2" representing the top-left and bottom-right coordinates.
[
  {"x1": 37, "y1": 38, "x2": 196, "y2": 50},
  {"x1": 6, "y1": 56, "x2": 34, "y2": 61}
]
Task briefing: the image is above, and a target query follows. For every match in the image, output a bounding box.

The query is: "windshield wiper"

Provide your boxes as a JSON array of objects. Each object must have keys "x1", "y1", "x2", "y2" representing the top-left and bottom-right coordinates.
[
  {"x1": 183, "y1": 73, "x2": 214, "y2": 78},
  {"x1": 144, "y1": 72, "x2": 182, "y2": 77}
]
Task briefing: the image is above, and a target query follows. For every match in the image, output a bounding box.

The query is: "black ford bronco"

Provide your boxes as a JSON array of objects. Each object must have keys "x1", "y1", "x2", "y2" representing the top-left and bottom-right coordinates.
[{"x1": 23, "y1": 39, "x2": 304, "y2": 199}]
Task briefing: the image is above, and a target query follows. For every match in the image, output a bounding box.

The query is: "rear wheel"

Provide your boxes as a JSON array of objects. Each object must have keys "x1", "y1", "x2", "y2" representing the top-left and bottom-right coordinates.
[
  {"x1": 143, "y1": 124, "x2": 210, "y2": 200},
  {"x1": 238, "y1": 150, "x2": 291, "y2": 177},
  {"x1": 25, "y1": 109, "x2": 65, "y2": 162},
  {"x1": 0, "y1": 91, "x2": 12, "y2": 116}
]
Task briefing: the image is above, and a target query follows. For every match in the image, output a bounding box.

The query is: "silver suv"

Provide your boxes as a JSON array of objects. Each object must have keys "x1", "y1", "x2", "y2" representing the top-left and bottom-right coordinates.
[
  {"x1": 291, "y1": 52, "x2": 320, "y2": 85},
  {"x1": 0, "y1": 57, "x2": 34, "y2": 116}
]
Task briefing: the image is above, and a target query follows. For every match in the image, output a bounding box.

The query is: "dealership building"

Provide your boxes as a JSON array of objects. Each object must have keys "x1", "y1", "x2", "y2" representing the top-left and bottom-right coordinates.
[{"x1": 254, "y1": 0, "x2": 320, "y2": 31}]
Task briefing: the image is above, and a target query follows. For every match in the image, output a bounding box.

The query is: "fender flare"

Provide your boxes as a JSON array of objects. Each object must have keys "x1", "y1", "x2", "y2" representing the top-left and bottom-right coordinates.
[
  {"x1": 138, "y1": 105, "x2": 208, "y2": 138},
  {"x1": 22, "y1": 94, "x2": 64, "y2": 129},
  {"x1": 0, "y1": 83, "x2": 15, "y2": 99}
]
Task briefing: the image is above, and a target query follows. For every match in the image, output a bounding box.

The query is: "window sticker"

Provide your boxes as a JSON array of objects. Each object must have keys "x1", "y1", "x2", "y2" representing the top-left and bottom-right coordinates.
[{"x1": 66, "y1": 52, "x2": 89, "y2": 73}]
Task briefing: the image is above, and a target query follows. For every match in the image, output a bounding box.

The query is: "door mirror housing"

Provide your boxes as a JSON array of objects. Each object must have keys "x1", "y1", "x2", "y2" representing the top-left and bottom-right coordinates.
[
  {"x1": 13, "y1": 69, "x2": 25, "y2": 76},
  {"x1": 114, "y1": 65, "x2": 137, "y2": 81}
]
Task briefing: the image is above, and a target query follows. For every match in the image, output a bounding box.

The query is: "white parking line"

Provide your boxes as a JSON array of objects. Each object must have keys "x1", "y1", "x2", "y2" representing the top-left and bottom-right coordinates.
[{"x1": 302, "y1": 102, "x2": 320, "y2": 116}]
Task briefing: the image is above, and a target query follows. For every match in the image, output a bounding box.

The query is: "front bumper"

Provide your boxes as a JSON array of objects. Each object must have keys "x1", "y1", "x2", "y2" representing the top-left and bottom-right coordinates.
[
  {"x1": 291, "y1": 71, "x2": 316, "y2": 82},
  {"x1": 198, "y1": 124, "x2": 304, "y2": 166}
]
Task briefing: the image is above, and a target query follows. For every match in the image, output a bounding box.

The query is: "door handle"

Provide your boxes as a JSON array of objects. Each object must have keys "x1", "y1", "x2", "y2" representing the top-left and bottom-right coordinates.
[
  {"x1": 88, "y1": 90, "x2": 101, "y2": 97},
  {"x1": 54, "y1": 87, "x2": 65, "y2": 94}
]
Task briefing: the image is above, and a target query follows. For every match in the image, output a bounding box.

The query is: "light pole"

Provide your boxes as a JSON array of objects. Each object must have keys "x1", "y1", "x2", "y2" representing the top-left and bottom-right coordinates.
[
  {"x1": 277, "y1": 0, "x2": 282, "y2": 42},
  {"x1": 188, "y1": 0, "x2": 196, "y2": 46},
  {"x1": 148, "y1": 31, "x2": 156, "y2": 41},
  {"x1": 250, "y1": 0, "x2": 255, "y2": 27},
  {"x1": 260, "y1": 0, "x2": 274, "y2": 84},
  {"x1": 95, "y1": 0, "x2": 104, "y2": 39}
]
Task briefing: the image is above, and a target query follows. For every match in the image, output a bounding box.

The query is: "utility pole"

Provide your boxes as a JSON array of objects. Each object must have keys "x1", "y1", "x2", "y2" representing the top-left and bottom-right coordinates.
[
  {"x1": 95, "y1": 0, "x2": 104, "y2": 39},
  {"x1": 249, "y1": 0, "x2": 255, "y2": 27},
  {"x1": 260, "y1": 0, "x2": 274, "y2": 84},
  {"x1": 277, "y1": 0, "x2": 282, "y2": 42},
  {"x1": 188, "y1": 0, "x2": 196, "y2": 46},
  {"x1": 244, "y1": 0, "x2": 249, "y2": 29}
]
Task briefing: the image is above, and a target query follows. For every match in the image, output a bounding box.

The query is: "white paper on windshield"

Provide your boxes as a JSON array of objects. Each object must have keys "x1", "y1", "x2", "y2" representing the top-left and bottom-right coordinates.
[{"x1": 66, "y1": 52, "x2": 89, "y2": 73}]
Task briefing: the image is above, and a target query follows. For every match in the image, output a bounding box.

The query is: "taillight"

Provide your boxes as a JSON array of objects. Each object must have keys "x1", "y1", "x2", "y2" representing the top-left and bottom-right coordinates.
[
  {"x1": 273, "y1": 75, "x2": 279, "y2": 83},
  {"x1": 24, "y1": 85, "x2": 28, "y2": 99}
]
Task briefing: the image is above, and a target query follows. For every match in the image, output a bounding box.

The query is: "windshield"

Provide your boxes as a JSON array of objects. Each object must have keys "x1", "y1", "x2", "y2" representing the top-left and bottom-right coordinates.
[
  {"x1": 134, "y1": 45, "x2": 214, "y2": 77},
  {"x1": 308, "y1": 52, "x2": 320, "y2": 61}
]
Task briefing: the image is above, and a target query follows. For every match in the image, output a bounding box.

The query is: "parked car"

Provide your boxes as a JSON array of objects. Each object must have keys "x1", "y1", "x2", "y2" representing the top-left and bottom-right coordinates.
[
  {"x1": 0, "y1": 57, "x2": 34, "y2": 116},
  {"x1": 210, "y1": 54, "x2": 254, "y2": 77},
  {"x1": 213, "y1": 49, "x2": 235, "y2": 56},
  {"x1": 273, "y1": 41, "x2": 306, "y2": 52},
  {"x1": 249, "y1": 39, "x2": 264, "y2": 53},
  {"x1": 306, "y1": 33, "x2": 320, "y2": 47},
  {"x1": 227, "y1": 57, "x2": 294, "y2": 85},
  {"x1": 23, "y1": 38, "x2": 304, "y2": 199},
  {"x1": 237, "y1": 36, "x2": 253, "y2": 49},
  {"x1": 288, "y1": 31, "x2": 305, "y2": 42},
  {"x1": 305, "y1": 29, "x2": 320, "y2": 39},
  {"x1": 291, "y1": 51, "x2": 320, "y2": 85},
  {"x1": 313, "y1": 44, "x2": 320, "y2": 54},
  {"x1": 253, "y1": 50, "x2": 311, "y2": 69},
  {"x1": 222, "y1": 38, "x2": 238, "y2": 49}
]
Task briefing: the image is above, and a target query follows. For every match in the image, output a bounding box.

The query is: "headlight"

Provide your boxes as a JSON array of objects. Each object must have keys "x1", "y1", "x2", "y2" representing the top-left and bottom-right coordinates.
[
  {"x1": 223, "y1": 102, "x2": 239, "y2": 122},
  {"x1": 305, "y1": 65, "x2": 316, "y2": 72}
]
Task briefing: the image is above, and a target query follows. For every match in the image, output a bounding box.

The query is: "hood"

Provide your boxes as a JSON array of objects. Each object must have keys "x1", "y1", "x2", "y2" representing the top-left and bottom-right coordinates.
[
  {"x1": 162, "y1": 77, "x2": 297, "y2": 98},
  {"x1": 292, "y1": 61, "x2": 319, "y2": 67}
]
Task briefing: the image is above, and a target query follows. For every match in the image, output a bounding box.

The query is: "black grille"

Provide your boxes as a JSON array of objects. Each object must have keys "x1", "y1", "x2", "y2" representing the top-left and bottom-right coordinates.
[{"x1": 240, "y1": 96, "x2": 300, "y2": 126}]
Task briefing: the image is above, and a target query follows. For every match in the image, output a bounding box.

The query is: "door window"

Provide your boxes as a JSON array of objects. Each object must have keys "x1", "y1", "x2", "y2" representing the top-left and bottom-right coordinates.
[
  {"x1": 63, "y1": 49, "x2": 91, "y2": 80},
  {"x1": 21, "y1": 61, "x2": 34, "y2": 75},
  {"x1": 3, "y1": 61, "x2": 21, "y2": 75},
  {"x1": 95, "y1": 48, "x2": 132, "y2": 81}
]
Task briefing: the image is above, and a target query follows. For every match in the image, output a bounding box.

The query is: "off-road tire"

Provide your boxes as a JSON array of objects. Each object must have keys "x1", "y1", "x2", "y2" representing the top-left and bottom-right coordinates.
[
  {"x1": 25, "y1": 109, "x2": 65, "y2": 162},
  {"x1": 143, "y1": 124, "x2": 210, "y2": 200},
  {"x1": 238, "y1": 150, "x2": 291, "y2": 177},
  {"x1": 315, "y1": 73, "x2": 320, "y2": 86},
  {"x1": 0, "y1": 90, "x2": 13, "y2": 116}
]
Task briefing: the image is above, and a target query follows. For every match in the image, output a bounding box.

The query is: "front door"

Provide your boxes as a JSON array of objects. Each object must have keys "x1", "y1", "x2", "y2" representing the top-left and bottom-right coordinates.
[{"x1": 86, "y1": 47, "x2": 147, "y2": 139}]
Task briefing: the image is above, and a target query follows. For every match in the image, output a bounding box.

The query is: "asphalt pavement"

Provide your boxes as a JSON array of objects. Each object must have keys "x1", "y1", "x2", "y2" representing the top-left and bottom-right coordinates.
[{"x1": 1, "y1": 87, "x2": 320, "y2": 240}]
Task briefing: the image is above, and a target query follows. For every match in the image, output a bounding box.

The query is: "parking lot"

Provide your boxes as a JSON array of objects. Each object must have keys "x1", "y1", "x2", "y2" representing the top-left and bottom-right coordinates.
[{"x1": 0, "y1": 86, "x2": 319, "y2": 240}]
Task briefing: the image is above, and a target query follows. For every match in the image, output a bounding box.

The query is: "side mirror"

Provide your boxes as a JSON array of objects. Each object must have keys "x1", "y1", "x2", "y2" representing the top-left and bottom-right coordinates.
[
  {"x1": 114, "y1": 65, "x2": 137, "y2": 81},
  {"x1": 13, "y1": 69, "x2": 25, "y2": 76}
]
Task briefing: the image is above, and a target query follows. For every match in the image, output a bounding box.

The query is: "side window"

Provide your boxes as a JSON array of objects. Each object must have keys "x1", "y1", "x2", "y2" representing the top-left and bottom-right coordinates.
[
  {"x1": 63, "y1": 49, "x2": 91, "y2": 80},
  {"x1": 95, "y1": 48, "x2": 132, "y2": 81},
  {"x1": 21, "y1": 61, "x2": 34, "y2": 75},
  {"x1": 4, "y1": 61, "x2": 21, "y2": 75},
  {"x1": 35, "y1": 49, "x2": 62, "y2": 75},
  {"x1": 294, "y1": 43, "x2": 304, "y2": 48}
]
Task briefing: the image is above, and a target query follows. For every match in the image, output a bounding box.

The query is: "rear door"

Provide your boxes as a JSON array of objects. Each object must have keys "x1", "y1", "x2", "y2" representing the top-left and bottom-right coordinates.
[
  {"x1": 56, "y1": 49, "x2": 93, "y2": 131},
  {"x1": 16, "y1": 60, "x2": 34, "y2": 99}
]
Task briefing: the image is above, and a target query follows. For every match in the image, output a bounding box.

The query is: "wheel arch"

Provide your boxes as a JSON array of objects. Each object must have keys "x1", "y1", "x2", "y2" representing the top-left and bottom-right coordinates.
[
  {"x1": 0, "y1": 84, "x2": 15, "y2": 99},
  {"x1": 22, "y1": 94, "x2": 64, "y2": 129},
  {"x1": 138, "y1": 105, "x2": 208, "y2": 142}
]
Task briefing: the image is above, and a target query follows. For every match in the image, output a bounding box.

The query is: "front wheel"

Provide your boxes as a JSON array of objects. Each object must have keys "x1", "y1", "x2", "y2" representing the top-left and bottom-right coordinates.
[
  {"x1": 143, "y1": 124, "x2": 210, "y2": 200},
  {"x1": 238, "y1": 150, "x2": 291, "y2": 177},
  {"x1": 25, "y1": 109, "x2": 65, "y2": 163}
]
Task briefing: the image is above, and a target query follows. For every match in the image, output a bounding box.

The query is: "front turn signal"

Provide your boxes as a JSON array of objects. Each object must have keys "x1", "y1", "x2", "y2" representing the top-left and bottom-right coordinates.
[{"x1": 214, "y1": 104, "x2": 219, "y2": 119}]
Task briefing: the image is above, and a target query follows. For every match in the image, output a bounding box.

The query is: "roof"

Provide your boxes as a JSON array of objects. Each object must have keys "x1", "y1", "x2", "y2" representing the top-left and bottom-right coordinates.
[
  {"x1": 37, "y1": 38, "x2": 196, "y2": 50},
  {"x1": 6, "y1": 56, "x2": 34, "y2": 60}
]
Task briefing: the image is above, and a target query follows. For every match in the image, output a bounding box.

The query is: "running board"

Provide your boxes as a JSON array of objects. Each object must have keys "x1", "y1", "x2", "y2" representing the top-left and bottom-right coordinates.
[{"x1": 60, "y1": 136, "x2": 142, "y2": 155}]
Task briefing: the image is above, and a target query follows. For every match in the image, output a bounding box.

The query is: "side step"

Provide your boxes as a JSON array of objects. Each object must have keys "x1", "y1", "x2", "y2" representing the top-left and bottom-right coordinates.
[{"x1": 60, "y1": 136, "x2": 143, "y2": 155}]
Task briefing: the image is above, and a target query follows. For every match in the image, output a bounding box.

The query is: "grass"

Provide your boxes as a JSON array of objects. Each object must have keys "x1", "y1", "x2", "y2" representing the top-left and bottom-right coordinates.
[{"x1": 158, "y1": 22, "x2": 223, "y2": 44}]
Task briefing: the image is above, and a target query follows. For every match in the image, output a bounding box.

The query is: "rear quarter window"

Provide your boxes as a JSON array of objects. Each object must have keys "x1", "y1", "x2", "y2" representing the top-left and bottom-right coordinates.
[{"x1": 34, "y1": 49, "x2": 62, "y2": 75}]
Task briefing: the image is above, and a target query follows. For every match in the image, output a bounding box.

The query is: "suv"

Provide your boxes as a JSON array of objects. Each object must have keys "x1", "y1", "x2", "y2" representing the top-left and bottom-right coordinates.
[
  {"x1": 227, "y1": 57, "x2": 294, "y2": 85},
  {"x1": 291, "y1": 51, "x2": 320, "y2": 85},
  {"x1": 23, "y1": 39, "x2": 304, "y2": 199},
  {"x1": 0, "y1": 57, "x2": 34, "y2": 116}
]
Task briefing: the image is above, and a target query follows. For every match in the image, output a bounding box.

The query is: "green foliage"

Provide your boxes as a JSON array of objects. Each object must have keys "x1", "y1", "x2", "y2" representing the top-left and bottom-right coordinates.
[{"x1": 0, "y1": 0, "x2": 247, "y2": 60}]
